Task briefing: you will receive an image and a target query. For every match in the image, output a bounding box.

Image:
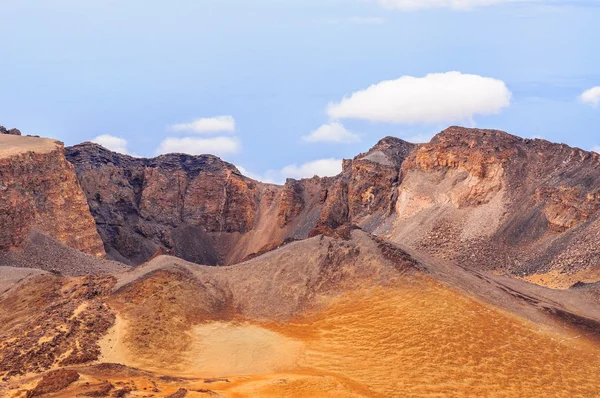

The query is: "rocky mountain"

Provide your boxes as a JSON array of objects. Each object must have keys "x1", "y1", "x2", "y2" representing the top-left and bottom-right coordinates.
[
  {"x1": 0, "y1": 134, "x2": 104, "y2": 257},
  {"x1": 63, "y1": 127, "x2": 600, "y2": 288},
  {"x1": 2, "y1": 126, "x2": 600, "y2": 397},
  {"x1": 65, "y1": 144, "x2": 258, "y2": 265},
  {"x1": 65, "y1": 136, "x2": 413, "y2": 266},
  {"x1": 387, "y1": 127, "x2": 600, "y2": 287}
]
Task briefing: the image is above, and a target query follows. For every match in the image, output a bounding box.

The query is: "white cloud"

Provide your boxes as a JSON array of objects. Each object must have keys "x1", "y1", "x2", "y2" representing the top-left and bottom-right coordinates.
[
  {"x1": 235, "y1": 165, "x2": 273, "y2": 182},
  {"x1": 580, "y1": 86, "x2": 600, "y2": 107},
  {"x1": 328, "y1": 72, "x2": 511, "y2": 125},
  {"x1": 168, "y1": 116, "x2": 236, "y2": 134},
  {"x1": 375, "y1": 0, "x2": 527, "y2": 10},
  {"x1": 302, "y1": 122, "x2": 360, "y2": 143},
  {"x1": 157, "y1": 136, "x2": 241, "y2": 157},
  {"x1": 592, "y1": 146, "x2": 600, "y2": 154},
  {"x1": 281, "y1": 158, "x2": 343, "y2": 180},
  {"x1": 237, "y1": 159, "x2": 343, "y2": 184},
  {"x1": 92, "y1": 134, "x2": 130, "y2": 154},
  {"x1": 404, "y1": 133, "x2": 435, "y2": 143}
]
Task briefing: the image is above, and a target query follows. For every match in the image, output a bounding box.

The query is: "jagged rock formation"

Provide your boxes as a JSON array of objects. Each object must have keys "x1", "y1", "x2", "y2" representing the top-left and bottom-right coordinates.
[
  {"x1": 0, "y1": 126, "x2": 21, "y2": 136},
  {"x1": 4, "y1": 125, "x2": 600, "y2": 397},
  {"x1": 66, "y1": 144, "x2": 261, "y2": 265},
  {"x1": 389, "y1": 127, "x2": 600, "y2": 284},
  {"x1": 0, "y1": 135, "x2": 105, "y2": 257},
  {"x1": 66, "y1": 137, "x2": 415, "y2": 266},
  {"x1": 64, "y1": 128, "x2": 600, "y2": 286},
  {"x1": 316, "y1": 136, "x2": 414, "y2": 232}
]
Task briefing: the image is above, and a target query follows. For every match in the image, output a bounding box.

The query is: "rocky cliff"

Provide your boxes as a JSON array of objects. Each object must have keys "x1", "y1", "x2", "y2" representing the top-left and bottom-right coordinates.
[
  {"x1": 0, "y1": 125, "x2": 21, "y2": 136},
  {"x1": 63, "y1": 127, "x2": 600, "y2": 286},
  {"x1": 65, "y1": 136, "x2": 415, "y2": 266},
  {"x1": 0, "y1": 135, "x2": 105, "y2": 257},
  {"x1": 389, "y1": 127, "x2": 600, "y2": 286},
  {"x1": 65, "y1": 143, "x2": 262, "y2": 265}
]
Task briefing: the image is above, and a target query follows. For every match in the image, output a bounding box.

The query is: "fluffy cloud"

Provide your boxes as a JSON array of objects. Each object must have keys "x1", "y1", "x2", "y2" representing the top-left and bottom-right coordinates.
[
  {"x1": 235, "y1": 165, "x2": 269, "y2": 182},
  {"x1": 92, "y1": 134, "x2": 130, "y2": 154},
  {"x1": 328, "y1": 72, "x2": 511, "y2": 125},
  {"x1": 404, "y1": 133, "x2": 436, "y2": 143},
  {"x1": 281, "y1": 158, "x2": 343, "y2": 180},
  {"x1": 157, "y1": 136, "x2": 241, "y2": 157},
  {"x1": 580, "y1": 86, "x2": 600, "y2": 107},
  {"x1": 375, "y1": 0, "x2": 525, "y2": 10},
  {"x1": 168, "y1": 116, "x2": 236, "y2": 134},
  {"x1": 302, "y1": 123, "x2": 360, "y2": 143},
  {"x1": 238, "y1": 158, "x2": 343, "y2": 184}
]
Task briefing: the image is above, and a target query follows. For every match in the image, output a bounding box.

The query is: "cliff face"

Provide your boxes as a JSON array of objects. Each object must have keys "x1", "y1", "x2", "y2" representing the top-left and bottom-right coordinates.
[
  {"x1": 0, "y1": 135, "x2": 105, "y2": 257},
  {"x1": 63, "y1": 127, "x2": 600, "y2": 286},
  {"x1": 65, "y1": 144, "x2": 261, "y2": 265},
  {"x1": 317, "y1": 137, "x2": 414, "y2": 232},
  {"x1": 65, "y1": 137, "x2": 416, "y2": 266},
  {"x1": 389, "y1": 127, "x2": 600, "y2": 285}
]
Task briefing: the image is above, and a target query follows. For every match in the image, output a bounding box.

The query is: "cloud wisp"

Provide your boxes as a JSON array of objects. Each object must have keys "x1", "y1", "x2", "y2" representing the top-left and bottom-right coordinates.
[
  {"x1": 375, "y1": 0, "x2": 529, "y2": 11},
  {"x1": 92, "y1": 134, "x2": 130, "y2": 155},
  {"x1": 159, "y1": 115, "x2": 241, "y2": 158},
  {"x1": 238, "y1": 158, "x2": 343, "y2": 184},
  {"x1": 303, "y1": 122, "x2": 360, "y2": 143},
  {"x1": 328, "y1": 71, "x2": 511, "y2": 125},
  {"x1": 157, "y1": 136, "x2": 241, "y2": 157},
  {"x1": 281, "y1": 158, "x2": 343, "y2": 179},
  {"x1": 168, "y1": 116, "x2": 236, "y2": 134},
  {"x1": 580, "y1": 86, "x2": 600, "y2": 107}
]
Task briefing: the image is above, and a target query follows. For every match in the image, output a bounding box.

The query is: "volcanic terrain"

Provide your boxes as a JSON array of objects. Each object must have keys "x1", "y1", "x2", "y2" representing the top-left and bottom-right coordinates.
[{"x1": 1, "y1": 126, "x2": 600, "y2": 397}]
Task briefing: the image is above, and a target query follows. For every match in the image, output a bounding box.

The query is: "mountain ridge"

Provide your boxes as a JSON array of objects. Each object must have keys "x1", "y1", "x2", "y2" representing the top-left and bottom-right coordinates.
[
  {"x1": 3, "y1": 125, "x2": 600, "y2": 397},
  {"x1": 61, "y1": 126, "x2": 600, "y2": 288},
  {"x1": 2, "y1": 125, "x2": 600, "y2": 287}
]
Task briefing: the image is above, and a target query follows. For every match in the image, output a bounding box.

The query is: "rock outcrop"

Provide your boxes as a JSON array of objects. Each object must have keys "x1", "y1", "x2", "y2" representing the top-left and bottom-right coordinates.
[
  {"x1": 0, "y1": 135, "x2": 105, "y2": 257},
  {"x1": 316, "y1": 136, "x2": 414, "y2": 232},
  {"x1": 65, "y1": 143, "x2": 260, "y2": 265},
  {"x1": 66, "y1": 137, "x2": 415, "y2": 266},
  {"x1": 62, "y1": 126, "x2": 600, "y2": 284},
  {"x1": 0, "y1": 126, "x2": 21, "y2": 136},
  {"x1": 390, "y1": 127, "x2": 600, "y2": 281}
]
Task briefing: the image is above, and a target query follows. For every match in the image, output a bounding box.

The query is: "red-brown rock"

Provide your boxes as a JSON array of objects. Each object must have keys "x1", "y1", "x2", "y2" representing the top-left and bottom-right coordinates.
[{"x1": 0, "y1": 135, "x2": 105, "y2": 257}]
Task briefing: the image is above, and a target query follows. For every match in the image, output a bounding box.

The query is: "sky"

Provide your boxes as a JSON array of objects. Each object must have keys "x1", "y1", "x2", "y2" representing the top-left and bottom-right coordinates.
[{"x1": 1, "y1": 0, "x2": 600, "y2": 183}]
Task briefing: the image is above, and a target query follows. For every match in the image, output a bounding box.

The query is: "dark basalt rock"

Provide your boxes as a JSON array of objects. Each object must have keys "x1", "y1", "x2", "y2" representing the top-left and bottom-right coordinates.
[{"x1": 0, "y1": 125, "x2": 21, "y2": 135}]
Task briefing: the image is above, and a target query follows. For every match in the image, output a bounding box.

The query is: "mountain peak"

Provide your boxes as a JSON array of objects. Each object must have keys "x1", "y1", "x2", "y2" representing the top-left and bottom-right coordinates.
[{"x1": 432, "y1": 126, "x2": 523, "y2": 147}]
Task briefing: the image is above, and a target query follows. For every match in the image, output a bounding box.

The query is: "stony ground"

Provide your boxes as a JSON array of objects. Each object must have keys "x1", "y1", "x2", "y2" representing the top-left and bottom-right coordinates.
[{"x1": 2, "y1": 231, "x2": 600, "y2": 397}]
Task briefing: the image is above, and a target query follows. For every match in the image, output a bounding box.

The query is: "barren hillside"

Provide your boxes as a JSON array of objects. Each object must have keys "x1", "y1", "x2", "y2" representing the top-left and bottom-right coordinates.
[
  {"x1": 2, "y1": 231, "x2": 600, "y2": 397},
  {"x1": 2, "y1": 127, "x2": 600, "y2": 397}
]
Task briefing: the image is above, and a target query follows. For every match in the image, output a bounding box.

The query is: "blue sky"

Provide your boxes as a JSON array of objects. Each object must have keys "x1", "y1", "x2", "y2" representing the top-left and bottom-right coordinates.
[{"x1": 1, "y1": 0, "x2": 599, "y2": 183}]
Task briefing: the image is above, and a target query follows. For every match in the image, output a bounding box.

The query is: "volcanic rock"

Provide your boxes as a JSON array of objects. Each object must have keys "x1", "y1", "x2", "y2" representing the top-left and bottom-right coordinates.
[
  {"x1": 0, "y1": 126, "x2": 21, "y2": 135},
  {"x1": 28, "y1": 369, "x2": 80, "y2": 397},
  {"x1": 0, "y1": 135, "x2": 105, "y2": 256},
  {"x1": 391, "y1": 126, "x2": 600, "y2": 280}
]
